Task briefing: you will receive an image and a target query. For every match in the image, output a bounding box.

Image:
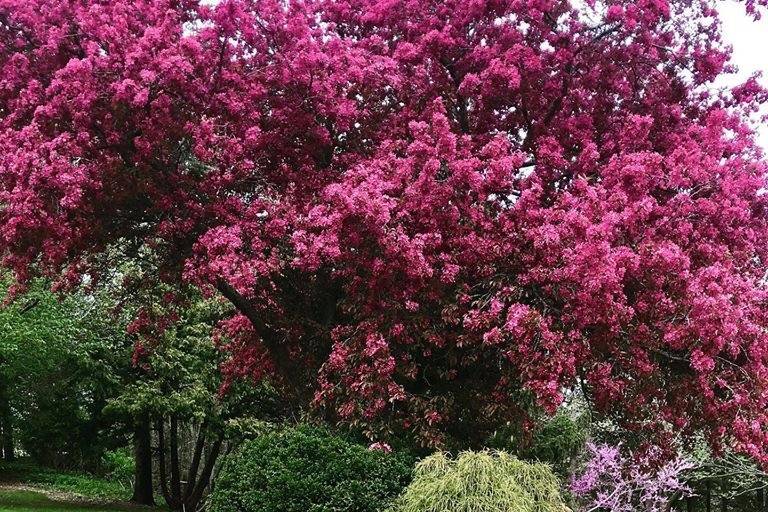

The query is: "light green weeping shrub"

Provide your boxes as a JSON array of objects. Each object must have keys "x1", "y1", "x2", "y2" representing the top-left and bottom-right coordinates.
[{"x1": 392, "y1": 450, "x2": 570, "y2": 512}]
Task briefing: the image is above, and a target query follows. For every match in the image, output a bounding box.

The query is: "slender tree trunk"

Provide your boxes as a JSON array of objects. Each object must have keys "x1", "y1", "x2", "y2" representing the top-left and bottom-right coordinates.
[
  {"x1": 153, "y1": 416, "x2": 224, "y2": 512},
  {"x1": 720, "y1": 478, "x2": 727, "y2": 512},
  {"x1": 0, "y1": 380, "x2": 14, "y2": 461},
  {"x1": 170, "y1": 415, "x2": 181, "y2": 499},
  {"x1": 188, "y1": 437, "x2": 223, "y2": 510},
  {"x1": 131, "y1": 414, "x2": 155, "y2": 506},
  {"x1": 706, "y1": 480, "x2": 712, "y2": 512},
  {"x1": 184, "y1": 422, "x2": 207, "y2": 501},
  {"x1": 156, "y1": 418, "x2": 178, "y2": 510},
  {"x1": 2, "y1": 427, "x2": 13, "y2": 462},
  {"x1": 210, "y1": 443, "x2": 233, "y2": 496}
]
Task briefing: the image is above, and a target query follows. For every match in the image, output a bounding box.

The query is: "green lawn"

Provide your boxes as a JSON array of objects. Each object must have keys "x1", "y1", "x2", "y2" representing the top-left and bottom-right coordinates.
[{"x1": 0, "y1": 490, "x2": 135, "y2": 512}]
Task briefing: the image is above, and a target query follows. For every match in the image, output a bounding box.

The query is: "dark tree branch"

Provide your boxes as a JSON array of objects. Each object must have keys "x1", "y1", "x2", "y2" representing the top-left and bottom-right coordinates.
[
  {"x1": 214, "y1": 278, "x2": 298, "y2": 392},
  {"x1": 189, "y1": 436, "x2": 224, "y2": 507},
  {"x1": 183, "y1": 421, "x2": 208, "y2": 501},
  {"x1": 155, "y1": 418, "x2": 176, "y2": 509}
]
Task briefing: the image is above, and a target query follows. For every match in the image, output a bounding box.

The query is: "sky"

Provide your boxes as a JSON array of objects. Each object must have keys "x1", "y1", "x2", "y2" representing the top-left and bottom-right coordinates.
[{"x1": 719, "y1": 1, "x2": 768, "y2": 149}]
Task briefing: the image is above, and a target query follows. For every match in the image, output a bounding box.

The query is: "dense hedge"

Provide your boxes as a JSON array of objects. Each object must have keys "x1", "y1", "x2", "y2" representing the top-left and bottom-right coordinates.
[{"x1": 208, "y1": 425, "x2": 413, "y2": 512}]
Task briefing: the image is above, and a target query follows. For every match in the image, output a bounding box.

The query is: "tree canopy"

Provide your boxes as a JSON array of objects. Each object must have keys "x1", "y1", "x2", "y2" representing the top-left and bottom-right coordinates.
[{"x1": 2, "y1": 0, "x2": 768, "y2": 460}]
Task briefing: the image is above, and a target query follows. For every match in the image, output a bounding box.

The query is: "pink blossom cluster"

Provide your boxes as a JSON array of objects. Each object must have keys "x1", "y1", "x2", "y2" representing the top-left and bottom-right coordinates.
[
  {"x1": 2, "y1": 0, "x2": 768, "y2": 457},
  {"x1": 571, "y1": 442, "x2": 694, "y2": 512}
]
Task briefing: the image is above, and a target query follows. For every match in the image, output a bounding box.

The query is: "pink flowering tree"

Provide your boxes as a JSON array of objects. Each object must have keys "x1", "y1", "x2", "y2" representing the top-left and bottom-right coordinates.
[
  {"x1": 2, "y1": 0, "x2": 768, "y2": 455},
  {"x1": 571, "y1": 442, "x2": 694, "y2": 512}
]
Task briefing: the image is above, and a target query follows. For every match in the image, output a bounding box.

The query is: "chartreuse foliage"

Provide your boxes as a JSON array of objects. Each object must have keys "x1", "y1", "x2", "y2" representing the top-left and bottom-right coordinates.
[
  {"x1": 392, "y1": 451, "x2": 569, "y2": 512},
  {"x1": 208, "y1": 425, "x2": 412, "y2": 512}
]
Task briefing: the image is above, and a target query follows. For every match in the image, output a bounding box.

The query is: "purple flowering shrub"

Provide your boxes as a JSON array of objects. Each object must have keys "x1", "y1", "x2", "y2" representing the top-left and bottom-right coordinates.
[{"x1": 571, "y1": 442, "x2": 694, "y2": 512}]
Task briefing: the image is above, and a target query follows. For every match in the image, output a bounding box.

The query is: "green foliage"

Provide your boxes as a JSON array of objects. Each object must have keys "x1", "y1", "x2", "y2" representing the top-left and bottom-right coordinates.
[
  {"x1": 522, "y1": 413, "x2": 588, "y2": 476},
  {"x1": 392, "y1": 450, "x2": 569, "y2": 512},
  {"x1": 486, "y1": 411, "x2": 588, "y2": 477},
  {"x1": 0, "y1": 460, "x2": 129, "y2": 501},
  {"x1": 208, "y1": 425, "x2": 413, "y2": 512},
  {"x1": 105, "y1": 295, "x2": 282, "y2": 430},
  {"x1": 100, "y1": 449, "x2": 133, "y2": 487},
  {"x1": 0, "y1": 489, "x2": 142, "y2": 512},
  {"x1": 0, "y1": 276, "x2": 131, "y2": 469}
]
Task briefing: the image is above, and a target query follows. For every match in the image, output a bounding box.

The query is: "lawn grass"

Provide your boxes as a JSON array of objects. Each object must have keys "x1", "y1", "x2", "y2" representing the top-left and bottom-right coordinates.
[{"x1": 0, "y1": 489, "x2": 136, "y2": 512}]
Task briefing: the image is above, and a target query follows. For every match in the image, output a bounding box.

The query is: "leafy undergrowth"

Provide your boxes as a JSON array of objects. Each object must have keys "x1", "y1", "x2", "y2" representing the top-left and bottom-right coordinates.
[
  {"x1": 0, "y1": 489, "x2": 136, "y2": 512},
  {"x1": 0, "y1": 461, "x2": 129, "y2": 503}
]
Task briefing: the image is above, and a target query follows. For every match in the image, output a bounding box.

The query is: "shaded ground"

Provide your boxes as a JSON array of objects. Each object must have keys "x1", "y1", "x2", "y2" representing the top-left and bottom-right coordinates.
[
  {"x1": 0, "y1": 462, "x2": 164, "y2": 512},
  {"x1": 0, "y1": 462, "x2": 129, "y2": 503},
  {"x1": 0, "y1": 488, "x2": 148, "y2": 512}
]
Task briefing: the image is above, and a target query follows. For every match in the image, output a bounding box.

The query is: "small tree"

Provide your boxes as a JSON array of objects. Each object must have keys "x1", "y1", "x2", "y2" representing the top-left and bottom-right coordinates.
[
  {"x1": 107, "y1": 291, "x2": 283, "y2": 512},
  {"x1": 393, "y1": 450, "x2": 568, "y2": 512},
  {"x1": 570, "y1": 443, "x2": 693, "y2": 512},
  {"x1": 0, "y1": 275, "x2": 129, "y2": 469}
]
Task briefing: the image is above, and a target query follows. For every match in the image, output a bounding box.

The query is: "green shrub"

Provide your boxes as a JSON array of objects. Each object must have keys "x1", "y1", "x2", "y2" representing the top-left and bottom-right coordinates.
[
  {"x1": 208, "y1": 424, "x2": 413, "y2": 512},
  {"x1": 523, "y1": 413, "x2": 587, "y2": 476},
  {"x1": 392, "y1": 450, "x2": 569, "y2": 512},
  {"x1": 101, "y1": 448, "x2": 134, "y2": 487},
  {"x1": 487, "y1": 412, "x2": 588, "y2": 477}
]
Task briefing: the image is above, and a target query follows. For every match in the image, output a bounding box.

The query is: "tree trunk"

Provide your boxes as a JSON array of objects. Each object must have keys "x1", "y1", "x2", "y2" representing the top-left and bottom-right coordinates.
[
  {"x1": 720, "y1": 478, "x2": 727, "y2": 512},
  {"x1": 150, "y1": 416, "x2": 226, "y2": 512},
  {"x1": 187, "y1": 437, "x2": 223, "y2": 510},
  {"x1": 2, "y1": 426, "x2": 13, "y2": 462},
  {"x1": 170, "y1": 415, "x2": 181, "y2": 499},
  {"x1": 0, "y1": 380, "x2": 14, "y2": 461},
  {"x1": 184, "y1": 422, "x2": 207, "y2": 501},
  {"x1": 131, "y1": 414, "x2": 155, "y2": 506},
  {"x1": 156, "y1": 418, "x2": 178, "y2": 510}
]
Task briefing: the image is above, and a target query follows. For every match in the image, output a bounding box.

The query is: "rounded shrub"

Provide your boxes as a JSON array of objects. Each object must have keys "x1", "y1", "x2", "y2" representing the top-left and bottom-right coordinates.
[
  {"x1": 208, "y1": 424, "x2": 413, "y2": 512},
  {"x1": 392, "y1": 450, "x2": 570, "y2": 512}
]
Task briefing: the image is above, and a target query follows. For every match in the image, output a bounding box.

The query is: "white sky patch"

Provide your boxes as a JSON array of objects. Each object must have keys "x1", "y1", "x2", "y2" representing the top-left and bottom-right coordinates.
[{"x1": 718, "y1": 1, "x2": 768, "y2": 150}]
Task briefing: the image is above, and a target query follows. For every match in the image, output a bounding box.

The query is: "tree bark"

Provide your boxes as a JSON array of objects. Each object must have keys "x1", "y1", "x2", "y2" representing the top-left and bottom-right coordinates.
[
  {"x1": 131, "y1": 414, "x2": 155, "y2": 506},
  {"x1": 184, "y1": 423, "x2": 207, "y2": 501},
  {"x1": 157, "y1": 418, "x2": 224, "y2": 512},
  {"x1": 188, "y1": 437, "x2": 223, "y2": 511},
  {"x1": 170, "y1": 415, "x2": 181, "y2": 499},
  {"x1": 156, "y1": 418, "x2": 177, "y2": 509},
  {"x1": 0, "y1": 380, "x2": 14, "y2": 461},
  {"x1": 2, "y1": 427, "x2": 13, "y2": 462},
  {"x1": 720, "y1": 478, "x2": 727, "y2": 512}
]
